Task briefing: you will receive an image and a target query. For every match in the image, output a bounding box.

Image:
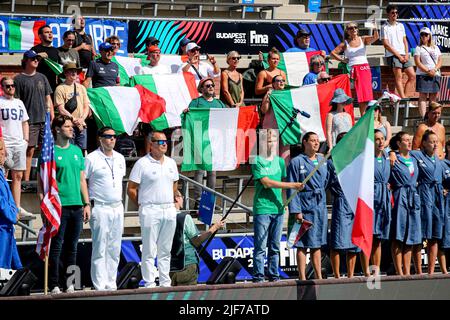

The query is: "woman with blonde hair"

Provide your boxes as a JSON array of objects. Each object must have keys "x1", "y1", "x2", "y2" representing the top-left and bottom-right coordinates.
[
  {"x1": 255, "y1": 47, "x2": 286, "y2": 96},
  {"x1": 330, "y1": 21, "x2": 379, "y2": 115},
  {"x1": 220, "y1": 51, "x2": 245, "y2": 108},
  {"x1": 414, "y1": 27, "x2": 442, "y2": 118}
]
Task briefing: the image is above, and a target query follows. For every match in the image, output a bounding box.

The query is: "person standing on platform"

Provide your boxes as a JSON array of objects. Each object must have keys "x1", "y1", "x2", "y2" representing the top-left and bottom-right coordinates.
[
  {"x1": 86, "y1": 127, "x2": 126, "y2": 291},
  {"x1": 287, "y1": 132, "x2": 330, "y2": 280},
  {"x1": 127, "y1": 131, "x2": 179, "y2": 288}
]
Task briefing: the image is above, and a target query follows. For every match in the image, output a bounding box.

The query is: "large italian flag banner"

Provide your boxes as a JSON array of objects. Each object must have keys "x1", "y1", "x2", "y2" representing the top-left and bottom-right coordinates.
[
  {"x1": 87, "y1": 85, "x2": 166, "y2": 135},
  {"x1": 8, "y1": 20, "x2": 46, "y2": 51},
  {"x1": 331, "y1": 107, "x2": 374, "y2": 257},
  {"x1": 130, "y1": 73, "x2": 198, "y2": 130},
  {"x1": 181, "y1": 106, "x2": 259, "y2": 171},
  {"x1": 112, "y1": 55, "x2": 149, "y2": 86},
  {"x1": 262, "y1": 50, "x2": 321, "y2": 86},
  {"x1": 269, "y1": 74, "x2": 352, "y2": 144}
]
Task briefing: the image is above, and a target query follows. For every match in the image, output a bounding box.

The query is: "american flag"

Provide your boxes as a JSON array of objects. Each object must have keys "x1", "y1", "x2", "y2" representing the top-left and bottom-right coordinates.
[
  {"x1": 438, "y1": 75, "x2": 450, "y2": 102},
  {"x1": 36, "y1": 112, "x2": 62, "y2": 260}
]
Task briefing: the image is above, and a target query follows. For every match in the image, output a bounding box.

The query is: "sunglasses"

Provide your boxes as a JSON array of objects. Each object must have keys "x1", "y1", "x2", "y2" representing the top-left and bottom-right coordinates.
[
  {"x1": 347, "y1": 26, "x2": 358, "y2": 30},
  {"x1": 420, "y1": 33, "x2": 430, "y2": 37},
  {"x1": 3, "y1": 84, "x2": 15, "y2": 89},
  {"x1": 29, "y1": 56, "x2": 42, "y2": 61},
  {"x1": 318, "y1": 78, "x2": 330, "y2": 82},
  {"x1": 190, "y1": 48, "x2": 200, "y2": 53},
  {"x1": 101, "y1": 134, "x2": 117, "y2": 139},
  {"x1": 314, "y1": 62, "x2": 325, "y2": 66},
  {"x1": 204, "y1": 84, "x2": 215, "y2": 89},
  {"x1": 152, "y1": 139, "x2": 168, "y2": 145},
  {"x1": 390, "y1": 11, "x2": 398, "y2": 15},
  {"x1": 230, "y1": 56, "x2": 241, "y2": 61}
]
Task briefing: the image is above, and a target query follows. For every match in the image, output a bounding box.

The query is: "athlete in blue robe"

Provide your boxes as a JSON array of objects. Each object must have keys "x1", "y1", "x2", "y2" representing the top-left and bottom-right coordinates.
[
  {"x1": 287, "y1": 153, "x2": 329, "y2": 248},
  {"x1": 374, "y1": 153, "x2": 392, "y2": 240},
  {"x1": 442, "y1": 159, "x2": 450, "y2": 249}
]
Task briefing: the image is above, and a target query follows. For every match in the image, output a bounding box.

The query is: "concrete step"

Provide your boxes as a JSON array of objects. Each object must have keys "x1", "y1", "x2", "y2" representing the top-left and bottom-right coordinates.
[{"x1": 273, "y1": 5, "x2": 316, "y2": 20}]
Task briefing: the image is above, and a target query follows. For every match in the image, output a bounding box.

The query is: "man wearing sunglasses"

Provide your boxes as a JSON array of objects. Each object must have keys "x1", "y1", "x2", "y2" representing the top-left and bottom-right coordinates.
[
  {"x1": 140, "y1": 45, "x2": 171, "y2": 75},
  {"x1": 85, "y1": 127, "x2": 126, "y2": 291},
  {"x1": 381, "y1": 4, "x2": 415, "y2": 98},
  {"x1": 285, "y1": 27, "x2": 326, "y2": 58},
  {"x1": 128, "y1": 131, "x2": 179, "y2": 288},
  {"x1": 14, "y1": 50, "x2": 54, "y2": 182},
  {"x1": 178, "y1": 42, "x2": 220, "y2": 81},
  {"x1": 57, "y1": 31, "x2": 81, "y2": 68}
]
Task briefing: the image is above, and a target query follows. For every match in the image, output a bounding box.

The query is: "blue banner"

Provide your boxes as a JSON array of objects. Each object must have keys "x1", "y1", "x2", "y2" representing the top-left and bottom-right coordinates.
[
  {"x1": 198, "y1": 190, "x2": 215, "y2": 226},
  {"x1": 371, "y1": 66, "x2": 381, "y2": 92},
  {"x1": 308, "y1": 0, "x2": 322, "y2": 13}
]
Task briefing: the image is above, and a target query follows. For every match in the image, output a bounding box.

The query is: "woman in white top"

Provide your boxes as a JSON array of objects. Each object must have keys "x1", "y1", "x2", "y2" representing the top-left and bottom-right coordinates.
[
  {"x1": 326, "y1": 88, "x2": 353, "y2": 152},
  {"x1": 414, "y1": 27, "x2": 442, "y2": 118},
  {"x1": 331, "y1": 22, "x2": 379, "y2": 115}
]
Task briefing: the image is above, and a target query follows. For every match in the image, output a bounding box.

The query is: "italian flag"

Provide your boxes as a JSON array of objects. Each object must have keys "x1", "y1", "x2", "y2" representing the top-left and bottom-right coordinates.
[
  {"x1": 134, "y1": 53, "x2": 188, "y2": 73},
  {"x1": 181, "y1": 106, "x2": 259, "y2": 171},
  {"x1": 262, "y1": 50, "x2": 321, "y2": 87},
  {"x1": 331, "y1": 107, "x2": 374, "y2": 257},
  {"x1": 87, "y1": 85, "x2": 166, "y2": 135},
  {"x1": 130, "y1": 73, "x2": 198, "y2": 130},
  {"x1": 268, "y1": 74, "x2": 353, "y2": 144},
  {"x1": 8, "y1": 20, "x2": 46, "y2": 51},
  {"x1": 44, "y1": 58, "x2": 63, "y2": 75},
  {"x1": 112, "y1": 55, "x2": 149, "y2": 86}
]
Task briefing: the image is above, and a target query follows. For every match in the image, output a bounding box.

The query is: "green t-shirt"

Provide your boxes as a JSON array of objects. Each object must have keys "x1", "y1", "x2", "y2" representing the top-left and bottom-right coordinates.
[
  {"x1": 252, "y1": 156, "x2": 286, "y2": 215},
  {"x1": 183, "y1": 214, "x2": 200, "y2": 267},
  {"x1": 54, "y1": 144, "x2": 85, "y2": 206},
  {"x1": 188, "y1": 96, "x2": 226, "y2": 109}
]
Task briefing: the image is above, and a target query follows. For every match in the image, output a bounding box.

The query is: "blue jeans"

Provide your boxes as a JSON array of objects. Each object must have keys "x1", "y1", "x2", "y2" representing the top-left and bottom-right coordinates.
[
  {"x1": 49, "y1": 206, "x2": 83, "y2": 289},
  {"x1": 70, "y1": 127, "x2": 87, "y2": 151},
  {"x1": 252, "y1": 213, "x2": 283, "y2": 282}
]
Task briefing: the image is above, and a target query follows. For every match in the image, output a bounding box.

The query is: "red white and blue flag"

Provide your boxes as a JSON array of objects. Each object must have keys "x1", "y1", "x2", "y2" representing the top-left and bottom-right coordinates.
[
  {"x1": 36, "y1": 112, "x2": 62, "y2": 260},
  {"x1": 438, "y1": 75, "x2": 450, "y2": 102}
]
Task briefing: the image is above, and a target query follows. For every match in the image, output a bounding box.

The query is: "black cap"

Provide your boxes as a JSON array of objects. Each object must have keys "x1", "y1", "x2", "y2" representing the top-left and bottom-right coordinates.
[
  {"x1": 145, "y1": 37, "x2": 160, "y2": 46},
  {"x1": 296, "y1": 27, "x2": 311, "y2": 37}
]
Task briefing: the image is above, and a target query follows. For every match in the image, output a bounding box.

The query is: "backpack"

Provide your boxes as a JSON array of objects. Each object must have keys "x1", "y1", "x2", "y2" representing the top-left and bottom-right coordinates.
[{"x1": 114, "y1": 134, "x2": 137, "y2": 158}]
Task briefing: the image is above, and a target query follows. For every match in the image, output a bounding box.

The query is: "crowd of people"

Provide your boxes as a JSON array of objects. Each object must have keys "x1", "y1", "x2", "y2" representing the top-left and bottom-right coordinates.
[{"x1": 0, "y1": 4, "x2": 449, "y2": 294}]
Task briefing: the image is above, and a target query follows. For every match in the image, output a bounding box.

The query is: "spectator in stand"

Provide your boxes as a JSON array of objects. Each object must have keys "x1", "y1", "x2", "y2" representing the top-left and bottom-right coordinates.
[
  {"x1": 45, "y1": 115, "x2": 90, "y2": 294},
  {"x1": 14, "y1": 50, "x2": 54, "y2": 182},
  {"x1": 140, "y1": 45, "x2": 171, "y2": 75},
  {"x1": 31, "y1": 25, "x2": 61, "y2": 93},
  {"x1": 145, "y1": 37, "x2": 160, "y2": 56},
  {"x1": 0, "y1": 77, "x2": 33, "y2": 219},
  {"x1": 178, "y1": 38, "x2": 192, "y2": 56},
  {"x1": 54, "y1": 63, "x2": 90, "y2": 153},
  {"x1": 170, "y1": 190, "x2": 226, "y2": 286},
  {"x1": 105, "y1": 35, "x2": 121, "y2": 56},
  {"x1": 220, "y1": 51, "x2": 245, "y2": 108},
  {"x1": 302, "y1": 54, "x2": 325, "y2": 85},
  {"x1": 442, "y1": 140, "x2": 450, "y2": 267},
  {"x1": 285, "y1": 27, "x2": 326, "y2": 57},
  {"x1": 330, "y1": 21, "x2": 378, "y2": 115},
  {"x1": 414, "y1": 27, "x2": 442, "y2": 118},
  {"x1": 371, "y1": 100, "x2": 392, "y2": 149},
  {"x1": 255, "y1": 47, "x2": 286, "y2": 96},
  {"x1": 412, "y1": 101, "x2": 446, "y2": 159},
  {"x1": 73, "y1": 16, "x2": 96, "y2": 71},
  {"x1": 388, "y1": 132, "x2": 422, "y2": 276},
  {"x1": 83, "y1": 42, "x2": 119, "y2": 88},
  {"x1": 178, "y1": 43, "x2": 220, "y2": 81},
  {"x1": 381, "y1": 4, "x2": 415, "y2": 98},
  {"x1": 325, "y1": 88, "x2": 353, "y2": 152},
  {"x1": 187, "y1": 78, "x2": 226, "y2": 207},
  {"x1": 317, "y1": 71, "x2": 331, "y2": 85},
  {"x1": 57, "y1": 31, "x2": 81, "y2": 68}
]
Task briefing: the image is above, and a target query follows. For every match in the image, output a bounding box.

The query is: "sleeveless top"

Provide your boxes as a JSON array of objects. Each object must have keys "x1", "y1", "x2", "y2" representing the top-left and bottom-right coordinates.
[
  {"x1": 344, "y1": 37, "x2": 368, "y2": 67},
  {"x1": 220, "y1": 70, "x2": 243, "y2": 106},
  {"x1": 330, "y1": 111, "x2": 352, "y2": 146}
]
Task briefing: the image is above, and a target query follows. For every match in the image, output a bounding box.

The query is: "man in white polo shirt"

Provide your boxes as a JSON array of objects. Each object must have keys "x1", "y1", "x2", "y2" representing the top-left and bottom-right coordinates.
[
  {"x1": 85, "y1": 126, "x2": 126, "y2": 291},
  {"x1": 381, "y1": 4, "x2": 415, "y2": 98},
  {"x1": 127, "y1": 131, "x2": 179, "y2": 288}
]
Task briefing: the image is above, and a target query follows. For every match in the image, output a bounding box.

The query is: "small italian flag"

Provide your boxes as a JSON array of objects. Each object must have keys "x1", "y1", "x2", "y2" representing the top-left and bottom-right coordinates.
[
  {"x1": 44, "y1": 58, "x2": 63, "y2": 75},
  {"x1": 181, "y1": 106, "x2": 260, "y2": 171},
  {"x1": 112, "y1": 55, "x2": 149, "y2": 86},
  {"x1": 262, "y1": 51, "x2": 321, "y2": 87},
  {"x1": 130, "y1": 73, "x2": 198, "y2": 130},
  {"x1": 331, "y1": 107, "x2": 374, "y2": 257},
  {"x1": 8, "y1": 20, "x2": 46, "y2": 51},
  {"x1": 269, "y1": 74, "x2": 353, "y2": 144},
  {"x1": 87, "y1": 85, "x2": 166, "y2": 135}
]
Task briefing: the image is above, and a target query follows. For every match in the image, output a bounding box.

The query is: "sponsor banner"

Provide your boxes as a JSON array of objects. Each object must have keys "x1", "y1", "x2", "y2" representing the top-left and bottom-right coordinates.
[
  {"x1": 371, "y1": 66, "x2": 381, "y2": 92},
  {"x1": 0, "y1": 16, "x2": 128, "y2": 55},
  {"x1": 404, "y1": 21, "x2": 450, "y2": 53},
  {"x1": 398, "y1": 4, "x2": 450, "y2": 20}
]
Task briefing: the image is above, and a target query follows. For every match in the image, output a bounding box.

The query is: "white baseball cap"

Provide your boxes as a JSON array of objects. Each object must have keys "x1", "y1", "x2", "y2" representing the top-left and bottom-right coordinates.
[
  {"x1": 186, "y1": 42, "x2": 201, "y2": 52},
  {"x1": 420, "y1": 27, "x2": 432, "y2": 35}
]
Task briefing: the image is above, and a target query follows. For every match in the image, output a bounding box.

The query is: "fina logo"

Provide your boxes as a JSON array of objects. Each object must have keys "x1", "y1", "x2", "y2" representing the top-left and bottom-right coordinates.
[{"x1": 249, "y1": 30, "x2": 268, "y2": 45}]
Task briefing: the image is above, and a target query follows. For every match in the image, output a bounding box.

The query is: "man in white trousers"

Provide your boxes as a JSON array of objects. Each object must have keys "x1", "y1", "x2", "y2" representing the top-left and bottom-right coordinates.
[
  {"x1": 85, "y1": 127, "x2": 126, "y2": 291},
  {"x1": 127, "y1": 131, "x2": 179, "y2": 288}
]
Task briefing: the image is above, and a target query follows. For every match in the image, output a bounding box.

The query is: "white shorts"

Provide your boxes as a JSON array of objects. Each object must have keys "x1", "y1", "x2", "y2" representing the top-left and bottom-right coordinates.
[{"x1": 5, "y1": 141, "x2": 27, "y2": 171}]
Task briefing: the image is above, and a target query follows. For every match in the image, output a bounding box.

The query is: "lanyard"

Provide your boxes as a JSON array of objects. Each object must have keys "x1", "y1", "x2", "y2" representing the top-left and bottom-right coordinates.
[{"x1": 104, "y1": 157, "x2": 115, "y2": 187}]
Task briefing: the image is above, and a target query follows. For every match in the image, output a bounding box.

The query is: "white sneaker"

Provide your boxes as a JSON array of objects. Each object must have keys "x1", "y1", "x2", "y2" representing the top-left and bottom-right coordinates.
[
  {"x1": 143, "y1": 282, "x2": 157, "y2": 288},
  {"x1": 66, "y1": 285, "x2": 75, "y2": 293},
  {"x1": 50, "y1": 286, "x2": 61, "y2": 294},
  {"x1": 18, "y1": 207, "x2": 35, "y2": 220}
]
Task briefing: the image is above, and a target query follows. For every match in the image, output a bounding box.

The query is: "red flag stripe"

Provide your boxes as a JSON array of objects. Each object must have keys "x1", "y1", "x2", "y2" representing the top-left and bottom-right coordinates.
[{"x1": 351, "y1": 198, "x2": 374, "y2": 258}]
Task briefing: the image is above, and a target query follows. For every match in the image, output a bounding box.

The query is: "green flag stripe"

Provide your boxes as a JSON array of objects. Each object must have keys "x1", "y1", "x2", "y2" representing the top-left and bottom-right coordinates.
[
  {"x1": 87, "y1": 88, "x2": 127, "y2": 134},
  {"x1": 150, "y1": 113, "x2": 170, "y2": 131},
  {"x1": 268, "y1": 90, "x2": 301, "y2": 145},
  {"x1": 44, "y1": 58, "x2": 63, "y2": 75},
  {"x1": 130, "y1": 74, "x2": 158, "y2": 94},
  {"x1": 332, "y1": 107, "x2": 375, "y2": 174},
  {"x1": 8, "y1": 21, "x2": 22, "y2": 50}
]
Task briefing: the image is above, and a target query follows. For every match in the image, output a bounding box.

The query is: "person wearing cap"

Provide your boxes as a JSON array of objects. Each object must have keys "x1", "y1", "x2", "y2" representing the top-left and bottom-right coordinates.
[
  {"x1": 220, "y1": 51, "x2": 245, "y2": 108},
  {"x1": 178, "y1": 37, "x2": 192, "y2": 56},
  {"x1": 57, "y1": 31, "x2": 81, "y2": 68},
  {"x1": 325, "y1": 88, "x2": 353, "y2": 152},
  {"x1": 178, "y1": 42, "x2": 220, "y2": 81},
  {"x1": 72, "y1": 16, "x2": 96, "y2": 70},
  {"x1": 414, "y1": 26, "x2": 442, "y2": 118},
  {"x1": 381, "y1": 4, "x2": 415, "y2": 99},
  {"x1": 85, "y1": 126, "x2": 126, "y2": 291},
  {"x1": 285, "y1": 27, "x2": 326, "y2": 57},
  {"x1": 370, "y1": 100, "x2": 392, "y2": 149},
  {"x1": 106, "y1": 35, "x2": 121, "y2": 56},
  {"x1": 145, "y1": 37, "x2": 160, "y2": 55},
  {"x1": 31, "y1": 25, "x2": 61, "y2": 93},
  {"x1": 54, "y1": 63, "x2": 90, "y2": 152},
  {"x1": 302, "y1": 54, "x2": 326, "y2": 86},
  {"x1": 330, "y1": 21, "x2": 379, "y2": 115},
  {"x1": 83, "y1": 42, "x2": 119, "y2": 89},
  {"x1": 14, "y1": 50, "x2": 54, "y2": 182},
  {"x1": 412, "y1": 101, "x2": 446, "y2": 159},
  {"x1": 140, "y1": 45, "x2": 171, "y2": 75},
  {"x1": 316, "y1": 71, "x2": 331, "y2": 85},
  {"x1": 187, "y1": 78, "x2": 226, "y2": 205}
]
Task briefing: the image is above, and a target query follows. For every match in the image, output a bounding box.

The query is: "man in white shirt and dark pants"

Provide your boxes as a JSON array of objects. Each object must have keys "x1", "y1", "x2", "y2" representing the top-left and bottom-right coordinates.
[
  {"x1": 127, "y1": 131, "x2": 179, "y2": 288},
  {"x1": 85, "y1": 126, "x2": 126, "y2": 291}
]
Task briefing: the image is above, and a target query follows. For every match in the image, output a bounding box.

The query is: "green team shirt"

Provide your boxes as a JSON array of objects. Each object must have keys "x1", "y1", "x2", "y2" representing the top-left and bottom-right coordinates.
[
  {"x1": 188, "y1": 96, "x2": 226, "y2": 109},
  {"x1": 252, "y1": 156, "x2": 286, "y2": 215},
  {"x1": 183, "y1": 214, "x2": 201, "y2": 267},
  {"x1": 54, "y1": 144, "x2": 85, "y2": 206}
]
